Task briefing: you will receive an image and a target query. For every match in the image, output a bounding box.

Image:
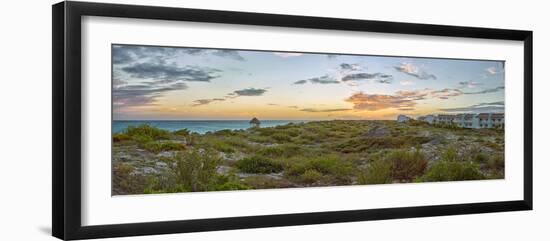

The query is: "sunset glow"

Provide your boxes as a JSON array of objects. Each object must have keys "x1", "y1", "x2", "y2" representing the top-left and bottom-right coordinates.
[{"x1": 112, "y1": 44, "x2": 505, "y2": 120}]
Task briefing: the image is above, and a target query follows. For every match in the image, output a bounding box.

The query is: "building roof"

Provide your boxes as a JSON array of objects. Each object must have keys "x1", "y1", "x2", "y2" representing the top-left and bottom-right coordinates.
[
  {"x1": 438, "y1": 114, "x2": 455, "y2": 119},
  {"x1": 249, "y1": 117, "x2": 261, "y2": 124}
]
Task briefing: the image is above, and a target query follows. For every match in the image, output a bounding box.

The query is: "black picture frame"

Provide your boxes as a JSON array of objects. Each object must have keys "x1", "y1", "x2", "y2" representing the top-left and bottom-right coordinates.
[{"x1": 52, "y1": 1, "x2": 533, "y2": 240}]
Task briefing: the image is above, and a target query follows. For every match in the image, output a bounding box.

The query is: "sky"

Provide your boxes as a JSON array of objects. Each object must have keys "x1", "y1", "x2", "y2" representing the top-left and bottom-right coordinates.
[{"x1": 112, "y1": 44, "x2": 505, "y2": 120}]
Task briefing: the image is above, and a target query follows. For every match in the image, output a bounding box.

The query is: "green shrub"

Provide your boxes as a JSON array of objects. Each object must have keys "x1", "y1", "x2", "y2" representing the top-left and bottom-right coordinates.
[
  {"x1": 143, "y1": 141, "x2": 185, "y2": 153},
  {"x1": 199, "y1": 137, "x2": 235, "y2": 153},
  {"x1": 131, "y1": 134, "x2": 154, "y2": 145},
  {"x1": 113, "y1": 163, "x2": 146, "y2": 195},
  {"x1": 299, "y1": 132, "x2": 318, "y2": 143},
  {"x1": 288, "y1": 155, "x2": 352, "y2": 178},
  {"x1": 248, "y1": 135, "x2": 272, "y2": 144},
  {"x1": 236, "y1": 156, "x2": 284, "y2": 174},
  {"x1": 441, "y1": 147, "x2": 460, "y2": 162},
  {"x1": 258, "y1": 146, "x2": 285, "y2": 157},
  {"x1": 143, "y1": 174, "x2": 187, "y2": 194},
  {"x1": 113, "y1": 133, "x2": 130, "y2": 142},
  {"x1": 271, "y1": 133, "x2": 292, "y2": 143},
  {"x1": 125, "y1": 124, "x2": 170, "y2": 140},
  {"x1": 335, "y1": 136, "x2": 424, "y2": 153},
  {"x1": 224, "y1": 136, "x2": 253, "y2": 151},
  {"x1": 171, "y1": 150, "x2": 220, "y2": 192},
  {"x1": 285, "y1": 128, "x2": 301, "y2": 137},
  {"x1": 257, "y1": 127, "x2": 278, "y2": 136},
  {"x1": 173, "y1": 128, "x2": 190, "y2": 136},
  {"x1": 242, "y1": 175, "x2": 294, "y2": 189},
  {"x1": 210, "y1": 174, "x2": 251, "y2": 191},
  {"x1": 258, "y1": 144, "x2": 302, "y2": 158},
  {"x1": 213, "y1": 141, "x2": 235, "y2": 153},
  {"x1": 300, "y1": 169, "x2": 323, "y2": 184},
  {"x1": 385, "y1": 150, "x2": 427, "y2": 181},
  {"x1": 419, "y1": 161, "x2": 484, "y2": 182},
  {"x1": 213, "y1": 129, "x2": 236, "y2": 136},
  {"x1": 470, "y1": 152, "x2": 490, "y2": 163},
  {"x1": 485, "y1": 142, "x2": 503, "y2": 151},
  {"x1": 488, "y1": 154, "x2": 505, "y2": 171},
  {"x1": 212, "y1": 181, "x2": 251, "y2": 191},
  {"x1": 358, "y1": 159, "x2": 392, "y2": 185}
]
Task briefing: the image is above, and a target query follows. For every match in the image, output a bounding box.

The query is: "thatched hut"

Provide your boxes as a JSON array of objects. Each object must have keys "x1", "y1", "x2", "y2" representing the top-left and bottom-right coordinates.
[{"x1": 249, "y1": 117, "x2": 261, "y2": 128}]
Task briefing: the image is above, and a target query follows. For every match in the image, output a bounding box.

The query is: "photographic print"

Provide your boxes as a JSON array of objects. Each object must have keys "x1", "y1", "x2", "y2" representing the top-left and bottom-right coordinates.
[{"x1": 111, "y1": 44, "x2": 505, "y2": 195}]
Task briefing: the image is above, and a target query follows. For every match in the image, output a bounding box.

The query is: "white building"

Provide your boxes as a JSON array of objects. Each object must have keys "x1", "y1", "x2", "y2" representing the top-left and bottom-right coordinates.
[
  {"x1": 478, "y1": 113, "x2": 504, "y2": 128},
  {"x1": 435, "y1": 114, "x2": 455, "y2": 125},
  {"x1": 417, "y1": 115, "x2": 435, "y2": 124},
  {"x1": 397, "y1": 114, "x2": 412, "y2": 123},
  {"x1": 416, "y1": 113, "x2": 504, "y2": 129}
]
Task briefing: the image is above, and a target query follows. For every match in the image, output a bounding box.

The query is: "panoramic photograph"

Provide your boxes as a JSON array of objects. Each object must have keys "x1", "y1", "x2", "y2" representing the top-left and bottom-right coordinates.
[{"x1": 111, "y1": 44, "x2": 505, "y2": 195}]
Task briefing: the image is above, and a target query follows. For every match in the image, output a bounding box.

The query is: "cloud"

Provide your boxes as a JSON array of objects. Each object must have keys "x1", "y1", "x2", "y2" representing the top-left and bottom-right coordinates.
[
  {"x1": 113, "y1": 45, "x2": 247, "y2": 67},
  {"x1": 463, "y1": 86, "x2": 504, "y2": 95},
  {"x1": 345, "y1": 92, "x2": 418, "y2": 111},
  {"x1": 299, "y1": 108, "x2": 352, "y2": 112},
  {"x1": 485, "y1": 66, "x2": 504, "y2": 75},
  {"x1": 339, "y1": 63, "x2": 362, "y2": 71},
  {"x1": 294, "y1": 75, "x2": 340, "y2": 85},
  {"x1": 394, "y1": 63, "x2": 437, "y2": 80},
  {"x1": 113, "y1": 81, "x2": 188, "y2": 108},
  {"x1": 273, "y1": 52, "x2": 304, "y2": 58},
  {"x1": 121, "y1": 62, "x2": 221, "y2": 82},
  {"x1": 112, "y1": 46, "x2": 136, "y2": 64},
  {"x1": 394, "y1": 89, "x2": 430, "y2": 100},
  {"x1": 345, "y1": 84, "x2": 504, "y2": 112},
  {"x1": 458, "y1": 81, "x2": 482, "y2": 89},
  {"x1": 213, "y1": 50, "x2": 245, "y2": 61},
  {"x1": 430, "y1": 88, "x2": 463, "y2": 99},
  {"x1": 341, "y1": 72, "x2": 393, "y2": 84},
  {"x1": 112, "y1": 45, "x2": 207, "y2": 65},
  {"x1": 192, "y1": 98, "x2": 226, "y2": 106},
  {"x1": 191, "y1": 88, "x2": 268, "y2": 106},
  {"x1": 287, "y1": 105, "x2": 298, "y2": 109},
  {"x1": 399, "y1": 79, "x2": 415, "y2": 86},
  {"x1": 440, "y1": 101, "x2": 504, "y2": 113},
  {"x1": 231, "y1": 88, "x2": 268, "y2": 96},
  {"x1": 113, "y1": 77, "x2": 127, "y2": 87}
]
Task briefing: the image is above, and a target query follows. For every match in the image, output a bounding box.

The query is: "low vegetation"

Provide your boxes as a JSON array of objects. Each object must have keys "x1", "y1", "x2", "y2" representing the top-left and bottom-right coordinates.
[
  {"x1": 112, "y1": 120, "x2": 505, "y2": 195},
  {"x1": 236, "y1": 156, "x2": 284, "y2": 174}
]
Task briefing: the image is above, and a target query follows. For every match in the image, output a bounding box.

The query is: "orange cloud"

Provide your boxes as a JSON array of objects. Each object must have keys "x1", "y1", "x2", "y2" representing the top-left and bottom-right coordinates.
[{"x1": 345, "y1": 92, "x2": 418, "y2": 111}]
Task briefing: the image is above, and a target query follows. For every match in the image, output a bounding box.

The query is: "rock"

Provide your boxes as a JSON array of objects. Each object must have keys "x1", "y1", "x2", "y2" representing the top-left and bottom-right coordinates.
[
  {"x1": 426, "y1": 137, "x2": 443, "y2": 145},
  {"x1": 160, "y1": 139, "x2": 186, "y2": 145},
  {"x1": 157, "y1": 151, "x2": 175, "y2": 158},
  {"x1": 219, "y1": 152, "x2": 245, "y2": 162},
  {"x1": 216, "y1": 165, "x2": 233, "y2": 175},
  {"x1": 364, "y1": 126, "x2": 389, "y2": 137},
  {"x1": 266, "y1": 172, "x2": 284, "y2": 180},
  {"x1": 114, "y1": 153, "x2": 133, "y2": 162},
  {"x1": 236, "y1": 172, "x2": 284, "y2": 179},
  {"x1": 155, "y1": 162, "x2": 168, "y2": 168},
  {"x1": 420, "y1": 143, "x2": 440, "y2": 165},
  {"x1": 141, "y1": 167, "x2": 160, "y2": 175}
]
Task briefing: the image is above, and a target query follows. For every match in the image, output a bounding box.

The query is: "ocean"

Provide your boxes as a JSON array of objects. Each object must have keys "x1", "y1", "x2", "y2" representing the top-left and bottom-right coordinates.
[{"x1": 112, "y1": 120, "x2": 306, "y2": 134}]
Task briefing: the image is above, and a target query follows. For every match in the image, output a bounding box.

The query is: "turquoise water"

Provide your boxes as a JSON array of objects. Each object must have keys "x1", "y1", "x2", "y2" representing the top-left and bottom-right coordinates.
[{"x1": 113, "y1": 120, "x2": 306, "y2": 134}]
